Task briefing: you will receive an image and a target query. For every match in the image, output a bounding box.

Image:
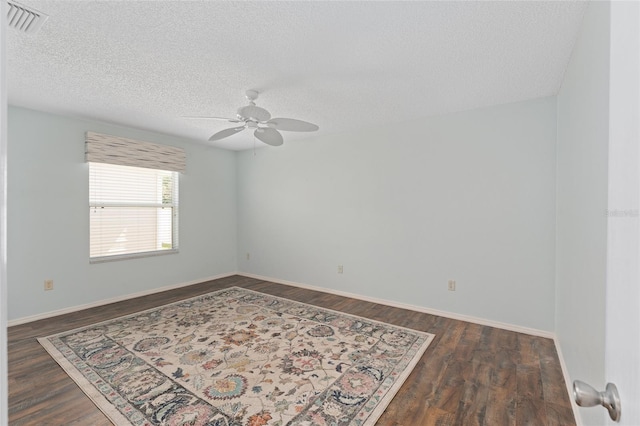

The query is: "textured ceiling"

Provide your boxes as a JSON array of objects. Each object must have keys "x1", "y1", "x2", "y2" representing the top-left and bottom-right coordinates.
[{"x1": 8, "y1": 1, "x2": 587, "y2": 151}]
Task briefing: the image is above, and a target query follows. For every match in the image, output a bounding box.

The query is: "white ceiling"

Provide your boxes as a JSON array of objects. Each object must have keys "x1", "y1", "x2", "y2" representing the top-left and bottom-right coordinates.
[{"x1": 7, "y1": 1, "x2": 588, "y2": 151}]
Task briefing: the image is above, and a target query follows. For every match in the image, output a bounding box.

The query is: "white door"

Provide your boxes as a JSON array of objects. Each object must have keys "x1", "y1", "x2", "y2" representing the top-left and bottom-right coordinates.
[
  {"x1": 0, "y1": 1, "x2": 7, "y2": 424},
  {"x1": 604, "y1": 2, "x2": 640, "y2": 425}
]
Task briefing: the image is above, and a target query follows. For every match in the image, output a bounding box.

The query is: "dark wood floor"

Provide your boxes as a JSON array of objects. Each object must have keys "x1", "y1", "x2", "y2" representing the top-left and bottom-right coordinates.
[{"x1": 8, "y1": 275, "x2": 576, "y2": 425}]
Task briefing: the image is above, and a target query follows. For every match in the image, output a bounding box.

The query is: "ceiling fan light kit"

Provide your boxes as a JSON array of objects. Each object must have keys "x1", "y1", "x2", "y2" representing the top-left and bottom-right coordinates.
[{"x1": 186, "y1": 90, "x2": 319, "y2": 147}]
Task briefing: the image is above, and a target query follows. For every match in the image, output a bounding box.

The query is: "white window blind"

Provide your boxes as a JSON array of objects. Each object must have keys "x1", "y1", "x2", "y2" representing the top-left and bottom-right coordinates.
[
  {"x1": 86, "y1": 132, "x2": 184, "y2": 262},
  {"x1": 89, "y1": 162, "x2": 178, "y2": 261}
]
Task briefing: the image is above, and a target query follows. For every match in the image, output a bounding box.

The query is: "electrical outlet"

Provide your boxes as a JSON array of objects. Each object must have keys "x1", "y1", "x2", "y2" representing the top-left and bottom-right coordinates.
[
  {"x1": 447, "y1": 280, "x2": 456, "y2": 291},
  {"x1": 246, "y1": 253, "x2": 250, "y2": 261},
  {"x1": 338, "y1": 265, "x2": 344, "y2": 274},
  {"x1": 44, "y1": 279, "x2": 54, "y2": 291}
]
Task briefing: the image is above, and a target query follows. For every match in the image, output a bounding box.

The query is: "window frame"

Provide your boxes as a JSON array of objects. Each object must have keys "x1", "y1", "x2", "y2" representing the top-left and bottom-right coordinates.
[{"x1": 88, "y1": 162, "x2": 180, "y2": 264}]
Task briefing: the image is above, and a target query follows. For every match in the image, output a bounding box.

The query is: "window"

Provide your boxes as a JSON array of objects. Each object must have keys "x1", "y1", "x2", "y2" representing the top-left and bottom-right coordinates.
[
  {"x1": 85, "y1": 131, "x2": 186, "y2": 263},
  {"x1": 89, "y1": 162, "x2": 179, "y2": 261}
]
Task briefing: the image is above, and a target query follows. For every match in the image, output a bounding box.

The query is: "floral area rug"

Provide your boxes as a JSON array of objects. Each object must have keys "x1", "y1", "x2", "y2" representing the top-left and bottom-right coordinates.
[{"x1": 39, "y1": 287, "x2": 434, "y2": 425}]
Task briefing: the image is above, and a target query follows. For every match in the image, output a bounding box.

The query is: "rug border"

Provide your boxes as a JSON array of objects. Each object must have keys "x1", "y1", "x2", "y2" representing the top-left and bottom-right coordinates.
[
  {"x1": 37, "y1": 336, "x2": 134, "y2": 426},
  {"x1": 365, "y1": 332, "x2": 434, "y2": 425},
  {"x1": 38, "y1": 286, "x2": 435, "y2": 425}
]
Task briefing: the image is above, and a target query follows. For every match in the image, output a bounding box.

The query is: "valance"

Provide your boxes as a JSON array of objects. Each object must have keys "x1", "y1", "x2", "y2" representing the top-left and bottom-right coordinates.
[{"x1": 85, "y1": 131, "x2": 186, "y2": 172}]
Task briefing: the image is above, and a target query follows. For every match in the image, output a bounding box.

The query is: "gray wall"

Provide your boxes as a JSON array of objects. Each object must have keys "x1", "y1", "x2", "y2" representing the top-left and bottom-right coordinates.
[
  {"x1": 555, "y1": 2, "x2": 610, "y2": 425},
  {"x1": 237, "y1": 97, "x2": 557, "y2": 331},
  {"x1": 7, "y1": 106, "x2": 238, "y2": 321}
]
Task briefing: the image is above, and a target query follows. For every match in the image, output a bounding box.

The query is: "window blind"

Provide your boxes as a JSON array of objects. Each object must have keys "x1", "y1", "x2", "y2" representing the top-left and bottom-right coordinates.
[
  {"x1": 89, "y1": 162, "x2": 178, "y2": 261},
  {"x1": 85, "y1": 131, "x2": 186, "y2": 172}
]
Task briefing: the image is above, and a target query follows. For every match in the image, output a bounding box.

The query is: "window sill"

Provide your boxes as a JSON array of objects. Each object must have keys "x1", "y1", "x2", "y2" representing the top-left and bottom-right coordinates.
[{"x1": 89, "y1": 249, "x2": 179, "y2": 264}]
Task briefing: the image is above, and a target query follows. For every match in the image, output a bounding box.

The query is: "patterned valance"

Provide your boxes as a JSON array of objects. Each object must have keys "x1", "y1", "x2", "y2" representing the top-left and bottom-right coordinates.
[{"x1": 85, "y1": 131, "x2": 186, "y2": 173}]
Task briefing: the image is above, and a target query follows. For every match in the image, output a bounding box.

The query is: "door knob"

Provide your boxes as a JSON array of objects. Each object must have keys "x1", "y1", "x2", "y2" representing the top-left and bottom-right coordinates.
[{"x1": 573, "y1": 380, "x2": 621, "y2": 421}]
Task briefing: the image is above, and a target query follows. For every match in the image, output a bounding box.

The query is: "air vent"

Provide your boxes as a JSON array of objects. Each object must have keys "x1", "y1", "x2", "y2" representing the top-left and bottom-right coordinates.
[{"x1": 7, "y1": 0, "x2": 48, "y2": 34}]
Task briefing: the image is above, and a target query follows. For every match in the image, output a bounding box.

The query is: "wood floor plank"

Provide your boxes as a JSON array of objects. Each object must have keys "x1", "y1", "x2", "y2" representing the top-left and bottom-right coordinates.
[
  {"x1": 545, "y1": 401, "x2": 577, "y2": 426},
  {"x1": 8, "y1": 275, "x2": 575, "y2": 425},
  {"x1": 540, "y1": 357, "x2": 572, "y2": 408},
  {"x1": 422, "y1": 407, "x2": 457, "y2": 426},
  {"x1": 516, "y1": 397, "x2": 549, "y2": 426},
  {"x1": 516, "y1": 333, "x2": 542, "y2": 367},
  {"x1": 484, "y1": 384, "x2": 517, "y2": 426},
  {"x1": 516, "y1": 364, "x2": 545, "y2": 400},
  {"x1": 454, "y1": 381, "x2": 489, "y2": 425}
]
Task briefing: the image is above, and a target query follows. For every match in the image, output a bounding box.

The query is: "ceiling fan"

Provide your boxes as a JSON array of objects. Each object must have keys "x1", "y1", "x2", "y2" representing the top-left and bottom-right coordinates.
[{"x1": 184, "y1": 90, "x2": 319, "y2": 146}]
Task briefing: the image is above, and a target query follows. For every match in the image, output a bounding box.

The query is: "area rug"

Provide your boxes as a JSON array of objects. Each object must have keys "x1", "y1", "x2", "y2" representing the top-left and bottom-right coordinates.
[{"x1": 38, "y1": 287, "x2": 434, "y2": 425}]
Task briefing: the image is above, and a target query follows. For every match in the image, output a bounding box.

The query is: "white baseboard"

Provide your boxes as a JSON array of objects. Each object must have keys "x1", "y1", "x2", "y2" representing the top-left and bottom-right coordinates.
[
  {"x1": 238, "y1": 272, "x2": 556, "y2": 339},
  {"x1": 11, "y1": 270, "x2": 557, "y2": 339},
  {"x1": 7, "y1": 272, "x2": 237, "y2": 327},
  {"x1": 553, "y1": 337, "x2": 583, "y2": 426}
]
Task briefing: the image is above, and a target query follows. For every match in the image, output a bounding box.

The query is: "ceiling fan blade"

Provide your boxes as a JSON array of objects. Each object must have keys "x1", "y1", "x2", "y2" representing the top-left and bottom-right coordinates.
[
  {"x1": 209, "y1": 126, "x2": 246, "y2": 141},
  {"x1": 183, "y1": 116, "x2": 243, "y2": 123},
  {"x1": 254, "y1": 128, "x2": 283, "y2": 146},
  {"x1": 266, "y1": 118, "x2": 319, "y2": 132}
]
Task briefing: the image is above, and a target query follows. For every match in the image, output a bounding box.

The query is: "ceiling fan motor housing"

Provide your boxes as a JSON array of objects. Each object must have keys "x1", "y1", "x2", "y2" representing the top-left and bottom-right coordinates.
[{"x1": 237, "y1": 105, "x2": 271, "y2": 122}]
